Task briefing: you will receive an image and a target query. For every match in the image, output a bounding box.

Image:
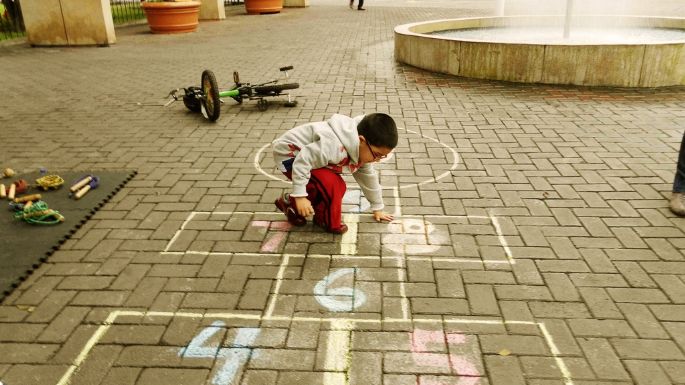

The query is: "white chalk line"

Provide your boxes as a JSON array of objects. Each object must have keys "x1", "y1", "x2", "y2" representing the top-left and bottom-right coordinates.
[
  {"x1": 56, "y1": 310, "x2": 574, "y2": 385},
  {"x1": 161, "y1": 211, "x2": 515, "y2": 264},
  {"x1": 253, "y1": 127, "x2": 460, "y2": 190}
]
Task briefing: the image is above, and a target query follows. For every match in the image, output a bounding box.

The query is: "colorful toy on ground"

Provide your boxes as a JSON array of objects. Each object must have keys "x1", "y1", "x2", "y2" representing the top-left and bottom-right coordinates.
[
  {"x1": 13, "y1": 201, "x2": 64, "y2": 225},
  {"x1": 36, "y1": 175, "x2": 64, "y2": 191},
  {"x1": 13, "y1": 179, "x2": 28, "y2": 194},
  {"x1": 166, "y1": 66, "x2": 299, "y2": 122}
]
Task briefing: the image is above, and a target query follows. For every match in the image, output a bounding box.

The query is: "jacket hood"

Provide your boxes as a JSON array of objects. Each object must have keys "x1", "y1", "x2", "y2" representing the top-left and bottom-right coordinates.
[{"x1": 327, "y1": 114, "x2": 364, "y2": 163}]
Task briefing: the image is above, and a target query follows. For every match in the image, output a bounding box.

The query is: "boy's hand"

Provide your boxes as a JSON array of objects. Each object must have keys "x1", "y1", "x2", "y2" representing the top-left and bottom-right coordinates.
[
  {"x1": 292, "y1": 196, "x2": 314, "y2": 217},
  {"x1": 372, "y1": 210, "x2": 394, "y2": 222}
]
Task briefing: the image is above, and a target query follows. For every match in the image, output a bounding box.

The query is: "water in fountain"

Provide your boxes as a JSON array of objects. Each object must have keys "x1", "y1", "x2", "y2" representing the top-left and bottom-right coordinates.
[
  {"x1": 431, "y1": 26, "x2": 685, "y2": 44},
  {"x1": 429, "y1": 0, "x2": 685, "y2": 44}
]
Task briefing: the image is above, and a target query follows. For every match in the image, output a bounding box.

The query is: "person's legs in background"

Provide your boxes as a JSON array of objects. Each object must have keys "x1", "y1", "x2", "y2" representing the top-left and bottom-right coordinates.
[
  {"x1": 670, "y1": 132, "x2": 685, "y2": 216},
  {"x1": 357, "y1": 0, "x2": 365, "y2": 10}
]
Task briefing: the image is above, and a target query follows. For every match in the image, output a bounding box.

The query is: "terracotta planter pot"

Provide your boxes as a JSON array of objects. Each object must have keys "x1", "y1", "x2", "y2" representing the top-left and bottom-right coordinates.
[
  {"x1": 142, "y1": 1, "x2": 201, "y2": 34},
  {"x1": 245, "y1": 0, "x2": 283, "y2": 14}
]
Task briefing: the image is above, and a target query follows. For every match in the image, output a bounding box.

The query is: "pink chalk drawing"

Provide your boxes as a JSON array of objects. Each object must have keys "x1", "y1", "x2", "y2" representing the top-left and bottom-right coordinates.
[
  {"x1": 410, "y1": 329, "x2": 482, "y2": 385},
  {"x1": 250, "y1": 220, "x2": 292, "y2": 253}
]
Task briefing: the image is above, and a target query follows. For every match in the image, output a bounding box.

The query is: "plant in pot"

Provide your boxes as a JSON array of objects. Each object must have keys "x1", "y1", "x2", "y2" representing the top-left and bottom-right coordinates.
[{"x1": 141, "y1": 0, "x2": 201, "y2": 34}]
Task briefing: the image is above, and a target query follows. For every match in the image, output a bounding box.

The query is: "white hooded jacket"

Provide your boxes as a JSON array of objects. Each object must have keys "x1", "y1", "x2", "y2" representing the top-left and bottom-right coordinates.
[{"x1": 272, "y1": 114, "x2": 384, "y2": 211}]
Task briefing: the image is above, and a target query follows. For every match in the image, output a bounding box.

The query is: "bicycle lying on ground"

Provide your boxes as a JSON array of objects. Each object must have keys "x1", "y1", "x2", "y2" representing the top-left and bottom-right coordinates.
[{"x1": 166, "y1": 66, "x2": 299, "y2": 122}]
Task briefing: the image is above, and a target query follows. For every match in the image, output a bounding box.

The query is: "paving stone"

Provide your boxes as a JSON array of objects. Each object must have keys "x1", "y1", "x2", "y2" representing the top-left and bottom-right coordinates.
[
  {"x1": 0, "y1": 323, "x2": 44, "y2": 342},
  {"x1": 100, "y1": 367, "x2": 142, "y2": 385},
  {"x1": 1, "y1": 2, "x2": 685, "y2": 382},
  {"x1": 0, "y1": 343, "x2": 59, "y2": 364},
  {"x1": 528, "y1": 302, "x2": 591, "y2": 318},
  {"x1": 411, "y1": 298, "x2": 469, "y2": 315},
  {"x1": 661, "y1": 361, "x2": 685, "y2": 383},
  {"x1": 136, "y1": 368, "x2": 209, "y2": 385},
  {"x1": 37, "y1": 306, "x2": 90, "y2": 343},
  {"x1": 567, "y1": 319, "x2": 636, "y2": 338},
  {"x1": 617, "y1": 303, "x2": 669, "y2": 339},
  {"x1": 484, "y1": 355, "x2": 526, "y2": 385},
  {"x1": 653, "y1": 274, "x2": 685, "y2": 303},
  {"x1": 520, "y1": 356, "x2": 594, "y2": 380},
  {"x1": 248, "y1": 348, "x2": 315, "y2": 370},
  {"x1": 25, "y1": 290, "x2": 76, "y2": 323},
  {"x1": 1, "y1": 364, "x2": 67, "y2": 385},
  {"x1": 578, "y1": 338, "x2": 631, "y2": 380},
  {"x1": 614, "y1": 261, "x2": 657, "y2": 288},
  {"x1": 612, "y1": 338, "x2": 685, "y2": 360},
  {"x1": 466, "y1": 284, "x2": 499, "y2": 315},
  {"x1": 543, "y1": 273, "x2": 581, "y2": 301},
  {"x1": 607, "y1": 288, "x2": 671, "y2": 303},
  {"x1": 625, "y1": 360, "x2": 673, "y2": 385}
]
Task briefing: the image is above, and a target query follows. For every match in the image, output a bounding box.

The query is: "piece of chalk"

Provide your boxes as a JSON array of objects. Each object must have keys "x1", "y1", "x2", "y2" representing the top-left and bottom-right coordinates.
[
  {"x1": 0, "y1": 184, "x2": 5, "y2": 199},
  {"x1": 8, "y1": 184, "x2": 16, "y2": 200}
]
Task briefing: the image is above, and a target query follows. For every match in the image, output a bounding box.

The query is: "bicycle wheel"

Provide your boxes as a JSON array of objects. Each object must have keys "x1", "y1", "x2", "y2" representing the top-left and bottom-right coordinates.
[
  {"x1": 253, "y1": 83, "x2": 299, "y2": 96},
  {"x1": 201, "y1": 70, "x2": 221, "y2": 122},
  {"x1": 182, "y1": 87, "x2": 201, "y2": 112}
]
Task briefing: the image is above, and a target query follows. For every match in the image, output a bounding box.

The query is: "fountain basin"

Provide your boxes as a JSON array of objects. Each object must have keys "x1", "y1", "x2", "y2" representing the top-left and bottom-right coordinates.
[{"x1": 394, "y1": 16, "x2": 685, "y2": 87}]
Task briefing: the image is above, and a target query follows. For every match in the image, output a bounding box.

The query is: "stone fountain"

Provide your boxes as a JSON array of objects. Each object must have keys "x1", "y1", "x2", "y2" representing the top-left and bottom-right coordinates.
[{"x1": 394, "y1": 0, "x2": 685, "y2": 87}]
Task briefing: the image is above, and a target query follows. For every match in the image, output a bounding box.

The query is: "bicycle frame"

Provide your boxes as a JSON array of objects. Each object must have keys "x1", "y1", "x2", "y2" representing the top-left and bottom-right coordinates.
[
  {"x1": 219, "y1": 89, "x2": 240, "y2": 98},
  {"x1": 168, "y1": 66, "x2": 299, "y2": 121}
]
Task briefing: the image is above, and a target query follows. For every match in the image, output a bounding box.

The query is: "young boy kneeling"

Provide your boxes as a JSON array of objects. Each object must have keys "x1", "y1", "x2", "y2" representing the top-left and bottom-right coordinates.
[{"x1": 273, "y1": 113, "x2": 397, "y2": 234}]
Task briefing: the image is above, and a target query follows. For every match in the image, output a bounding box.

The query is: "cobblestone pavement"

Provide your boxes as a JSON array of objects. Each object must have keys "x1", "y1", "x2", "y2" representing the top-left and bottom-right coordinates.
[{"x1": 1, "y1": 2, "x2": 685, "y2": 385}]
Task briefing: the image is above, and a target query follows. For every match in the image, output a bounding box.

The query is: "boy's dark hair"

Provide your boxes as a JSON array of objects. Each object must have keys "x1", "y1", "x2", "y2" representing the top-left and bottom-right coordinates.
[{"x1": 357, "y1": 113, "x2": 398, "y2": 149}]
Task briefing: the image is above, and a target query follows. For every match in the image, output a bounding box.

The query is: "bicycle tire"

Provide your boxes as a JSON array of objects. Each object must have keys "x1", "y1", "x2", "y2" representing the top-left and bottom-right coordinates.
[
  {"x1": 201, "y1": 70, "x2": 221, "y2": 122},
  {"x1": 183, "y1": 86, "x2": 201, "y2": 112},
  {"x1": 253, "y1": 83, "x2": 299, "y2": 96}
]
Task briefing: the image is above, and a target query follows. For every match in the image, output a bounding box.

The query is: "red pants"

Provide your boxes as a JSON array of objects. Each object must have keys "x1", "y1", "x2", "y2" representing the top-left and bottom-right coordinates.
[{"x1": 283, "y1": 168, "x2": 346, "y2": 231}]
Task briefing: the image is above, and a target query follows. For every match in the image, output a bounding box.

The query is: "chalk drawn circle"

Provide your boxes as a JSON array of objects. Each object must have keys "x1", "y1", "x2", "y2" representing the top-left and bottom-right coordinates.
[{"x1": 254, "y1": 128, "x2": 460, "y2": 190}]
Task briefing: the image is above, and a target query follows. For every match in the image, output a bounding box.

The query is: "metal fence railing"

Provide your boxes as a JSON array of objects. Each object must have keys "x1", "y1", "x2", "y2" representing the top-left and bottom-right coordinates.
[
  {"x1": 0, "y1": 0, "x2": 25, "y2": 41},
  {"x1": 111, "y1": 0, "x2": 145, "y2": 25},
  {"x1": 1, "y1": 0, "x2": 244, "y2": 40}
]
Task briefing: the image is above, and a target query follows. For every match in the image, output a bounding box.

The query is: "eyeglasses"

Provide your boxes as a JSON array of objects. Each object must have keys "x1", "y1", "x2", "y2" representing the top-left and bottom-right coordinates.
[{"x1": 365, "y1": 140, "x2": 388, "y2": 160}]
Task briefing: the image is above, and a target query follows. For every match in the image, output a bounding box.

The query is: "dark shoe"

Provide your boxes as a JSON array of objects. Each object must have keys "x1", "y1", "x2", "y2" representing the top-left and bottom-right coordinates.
[
  {"x1": 357, "y1": 7, "x2": 365, "y2": 10},
  {"x1": 670, "y1": 192, "x2": 685, "y2": 216},
  {"x1": 349, "y1": 0, "x2": 353, "y2": 9},
  {"x1": 313, "y1": 216, "x2": 348, "y2": 234},
  {"x1": 275, "y1": 197, "x2": 307, "y2": 226}
]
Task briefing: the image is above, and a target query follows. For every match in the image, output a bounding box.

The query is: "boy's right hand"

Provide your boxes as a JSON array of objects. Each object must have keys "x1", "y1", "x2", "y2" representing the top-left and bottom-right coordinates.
[{"x1": 292, "y1": 196, "x2": 314, "y2": 217}]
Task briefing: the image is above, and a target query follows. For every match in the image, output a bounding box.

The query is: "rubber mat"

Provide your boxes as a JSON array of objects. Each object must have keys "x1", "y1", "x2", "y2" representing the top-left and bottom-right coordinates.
[{"x1": 0, "y1": 170, "x2": 137, "y2": 300}]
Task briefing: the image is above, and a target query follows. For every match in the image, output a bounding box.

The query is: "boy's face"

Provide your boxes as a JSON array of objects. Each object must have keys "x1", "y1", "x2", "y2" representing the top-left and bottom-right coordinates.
[{"x1": 359, "y1": 135, "x2": 392, "y2": 164}]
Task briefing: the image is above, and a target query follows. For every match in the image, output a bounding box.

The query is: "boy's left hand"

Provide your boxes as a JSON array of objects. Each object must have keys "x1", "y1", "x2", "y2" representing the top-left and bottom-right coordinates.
[{"x1": 372, "y1": 210, "x2": 394, "y2": 222}]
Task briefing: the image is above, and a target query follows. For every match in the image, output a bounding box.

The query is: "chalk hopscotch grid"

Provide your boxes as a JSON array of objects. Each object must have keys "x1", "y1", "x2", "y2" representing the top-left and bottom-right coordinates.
[
  {"x1": 52, "y1": 125, "x2": 560, "y2": 385},
  {"x1": 54, "y1": 211, "x2": 572, "y2": 384},
  {"x1": 55, "y1": 310, "x2": 575, "y2": 385},
  {"x1": 160, "y1": 211, "x2": 517, "y2": 265},
  {"x1": 161, "y1": 208, "x2": 519, "y2": 331}
]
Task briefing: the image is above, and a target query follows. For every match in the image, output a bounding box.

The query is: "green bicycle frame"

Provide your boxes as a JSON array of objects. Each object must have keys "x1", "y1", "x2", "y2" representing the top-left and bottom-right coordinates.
[{"x1": 219, "y1": 89, "x2": 239, "y2": 98}]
